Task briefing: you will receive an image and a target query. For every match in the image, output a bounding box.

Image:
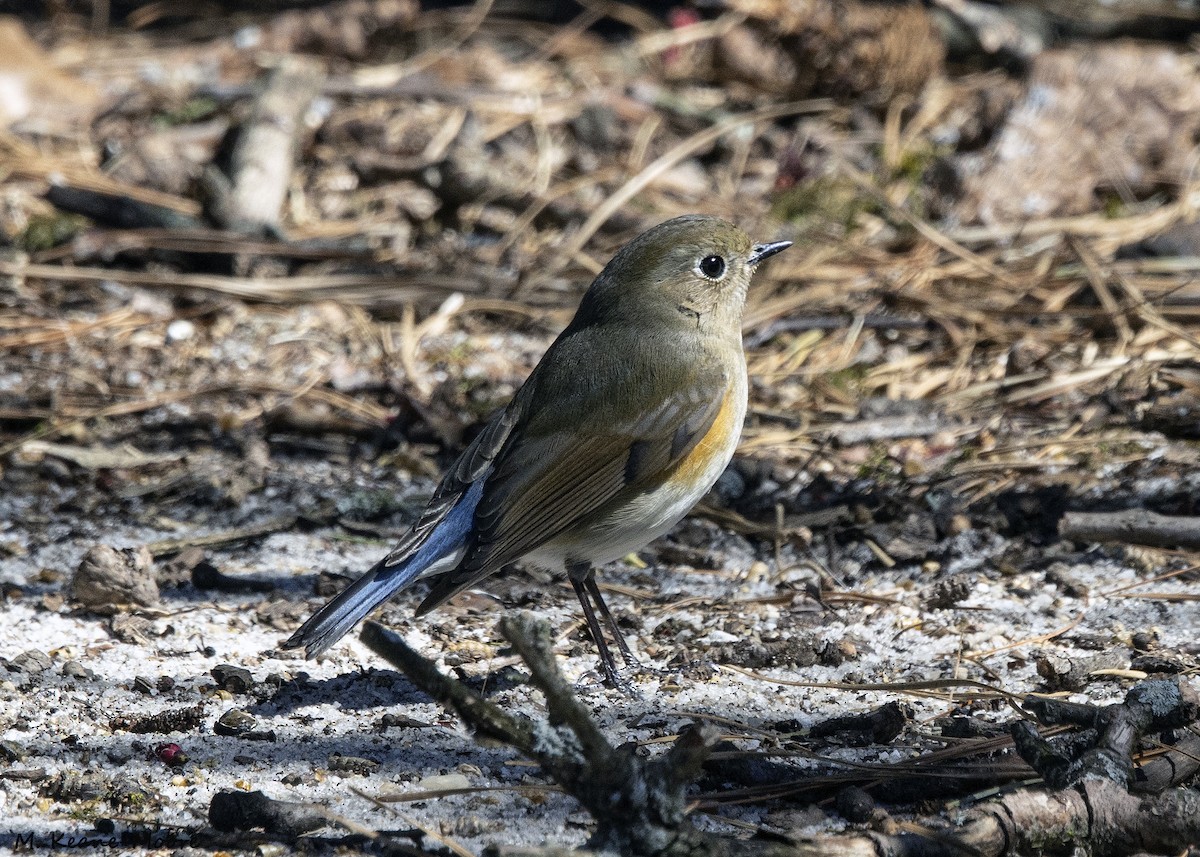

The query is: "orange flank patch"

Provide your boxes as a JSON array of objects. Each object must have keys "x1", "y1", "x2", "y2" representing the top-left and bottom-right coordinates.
[{"x1": 666, "y1": 386, "x2": 739, "y2": 490}]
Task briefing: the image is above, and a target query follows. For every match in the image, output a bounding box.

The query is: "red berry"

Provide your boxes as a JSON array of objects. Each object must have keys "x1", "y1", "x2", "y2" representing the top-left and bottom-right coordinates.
[{"x1": 154, "y1": 742, "x2": 186, "y2": 766}]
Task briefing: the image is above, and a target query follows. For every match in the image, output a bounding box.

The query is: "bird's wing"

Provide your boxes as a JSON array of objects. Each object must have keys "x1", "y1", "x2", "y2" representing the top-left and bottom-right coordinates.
[
  {"x1": 281, "y1": 387, "x2": 530, "y2": 656},
  {"x1": 416, "y1": 353, "x2": 732, "y2": 612},
  {"x1": 378, "y1": 391, "x2": 529, "y2": 567}
]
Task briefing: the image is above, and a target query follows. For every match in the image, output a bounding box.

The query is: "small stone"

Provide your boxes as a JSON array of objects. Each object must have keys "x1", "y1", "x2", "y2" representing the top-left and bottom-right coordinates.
[
  {"x1": 166, "y1": 319, "x2": 195, "y2": 342},
  {"x1": 946, "y1": 514, "x2": 972, "y2": 535},
  {"x1": 211, "y1": 664, "x2": 254, "y2": 694},
  {"x1": 35, "y1": 568, "x2": 62, "y2": 584},
  {"x1": 417, "y1": 772, "x2": 471, "y2": 792},
  {"x1": 327, "y1": 754, "x2": 379, "y2": 776},
  {"x1": 0, "y1": 740, "x2": 28, "y2": 762},
  {"x1": 69, "y1": 545, "x2": 159, "y2": 611},
  {"x1": 109, "y1": 614, "x2": 153, "y2": 644},
  {"x1": 1132, "y1": 630, "x2": 1159, "y2": 652},
  {"x1": 214, "y1": 709, "x2": 257, "y2": 737},
  {"x1": 105, "y1": 745, "x2": 133, "y2": 765},
  {"x1": 132, "y1": 676, "x2": 157, "y2": 695},
  {"x1": 8, "y1": 649, "x2": 51, "y2": 675},
  {"x1": 835, "y1": 785, "x2": 876, "y2": 823}
]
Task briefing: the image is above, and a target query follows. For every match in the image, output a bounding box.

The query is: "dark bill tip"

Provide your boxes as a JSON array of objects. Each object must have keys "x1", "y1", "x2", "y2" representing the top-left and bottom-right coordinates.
[{"x1": 748, "y1": 240, "x2": 793, "y2": 267}]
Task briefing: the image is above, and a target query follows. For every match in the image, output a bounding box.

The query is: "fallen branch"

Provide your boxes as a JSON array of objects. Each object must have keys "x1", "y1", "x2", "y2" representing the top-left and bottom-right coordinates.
[
  {"x1": 44, "y1": 184, "x2": 204, "y2": 230},
  {"x1": 208, "y1": 790, "x2": 331, "y2": 837},
  {"x1": 360, "y1": 618, "x2": 1200, "y2": 857},
  {"x1": 1060, "y1": 509, "x2": 1200, "y2": 549},
  {"x1": 210, "y1": 56, "x2": 326, "y2": 234},
  {"x1": 361, "y1": 616, "x2": 743, "y2": 856}
]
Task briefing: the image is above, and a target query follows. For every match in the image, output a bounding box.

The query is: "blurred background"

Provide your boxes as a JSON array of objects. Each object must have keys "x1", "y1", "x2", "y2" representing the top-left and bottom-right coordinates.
[{"x1": 5, "y1": 0, "x2": 1200, "y2": 537}]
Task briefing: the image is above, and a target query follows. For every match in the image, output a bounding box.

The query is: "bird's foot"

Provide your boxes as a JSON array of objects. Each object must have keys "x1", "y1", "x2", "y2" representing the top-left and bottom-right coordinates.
[
  {"x1": 590, "y1": 653, "x2": 675, "y2": 697},
  {"x1": 570, "y1": 659, "x2": 647, "y2": 698}
]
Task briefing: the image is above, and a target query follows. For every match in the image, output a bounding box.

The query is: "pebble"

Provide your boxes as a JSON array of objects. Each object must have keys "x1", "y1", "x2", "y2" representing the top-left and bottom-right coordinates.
[
  {"x1": 327, "y1": 754, "x2": 380, "y2": 776},
  {"x1": 105, "y1": 745, "x2": 133, "y2": 765},
  {"x1": 9, "y1": 649, "x2": 51, "y2": 675},
  {"x1": 211, "y1": 664, "x2": 254, "y2": 694},
  {"x1": 0, "y1": 740, "x2": 28, "y2": 762},
  {"x1": 214, "y1": 709, "x2": 257, "y2": 737},
  {"x1": 166, "y1": 319, "x2": 195, "y2": 342},
  {"x1": 132, "y1": 676, "x2": 157, "y2": 695},
  {"x1": 69, "y1": 544, "x2": 159, "y2": 610}
]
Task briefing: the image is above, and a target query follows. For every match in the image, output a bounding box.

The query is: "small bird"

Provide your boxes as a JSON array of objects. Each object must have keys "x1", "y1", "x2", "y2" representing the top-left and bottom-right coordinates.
[{"x1": 284, "y1": 215, "x2": 791, "y2": 685}]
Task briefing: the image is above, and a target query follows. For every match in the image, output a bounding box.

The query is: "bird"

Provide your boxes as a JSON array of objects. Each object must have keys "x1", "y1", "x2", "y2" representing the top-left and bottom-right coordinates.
[{"x1": 283, "y1": 215, "x2": 791, "y2": 686}]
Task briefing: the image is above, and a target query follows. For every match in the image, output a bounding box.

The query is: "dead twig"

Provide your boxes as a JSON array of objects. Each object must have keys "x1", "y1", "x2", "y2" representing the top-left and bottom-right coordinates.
[
  {"x1": 0, "y1": 259, "x2": 478, "y2": 305},
  {"x1": 361, "y1": 616, "x2": 779, "y2": 856},
  {"x1": 208, "y1": 789, "x2": 382, "y2": 841},
  {"x1": 360, "y1": 617, "x2": 1200, "y2": 856},
  {"x1": 1061, "y1": 509, "x2": 1200, "y2": 549},
  {"x1": 144, "y1": 515, "x2": 299, "y2": 558},
  {"x1": 211, "y1": 57, "x2": 326, "y2": 234}
]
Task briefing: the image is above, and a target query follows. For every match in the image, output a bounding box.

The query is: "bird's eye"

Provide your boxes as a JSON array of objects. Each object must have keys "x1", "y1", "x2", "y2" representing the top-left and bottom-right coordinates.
[{"x1": 697, "y1": 254, "x2": 726, "y2": 279}]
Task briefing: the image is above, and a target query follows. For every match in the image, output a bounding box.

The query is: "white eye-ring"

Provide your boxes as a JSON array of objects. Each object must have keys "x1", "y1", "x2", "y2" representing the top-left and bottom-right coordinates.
[{"x1": 697, "y1": 254, "x2": 727, "y2": 280}]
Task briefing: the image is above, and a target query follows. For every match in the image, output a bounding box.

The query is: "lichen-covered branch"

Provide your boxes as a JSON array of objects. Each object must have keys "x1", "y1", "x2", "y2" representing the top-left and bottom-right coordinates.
[
  {"x1": 362, "y1": 616, "x2": 800, "y2": 857},
  {"x1": 362, "y1": 619, "x2": 1200, "y2": 857},
  {"x1": 1016, "y1": 679, "x2": 1200, "y2": 788},
  {"x1": 360, "y1": 620, "x2": 536, "y2": 751}
]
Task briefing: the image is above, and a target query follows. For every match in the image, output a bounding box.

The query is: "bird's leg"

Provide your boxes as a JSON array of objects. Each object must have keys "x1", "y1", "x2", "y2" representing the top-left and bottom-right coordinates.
[
  {"x1": 569, "y1": 574, "x2": 622, "y2": 687},
  {"x1": 582, "y1": 573, "x2": 641, "y2": 669}
]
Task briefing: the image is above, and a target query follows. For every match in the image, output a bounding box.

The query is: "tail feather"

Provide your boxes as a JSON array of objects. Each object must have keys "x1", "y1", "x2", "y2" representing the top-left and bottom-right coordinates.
[
  {"x1": 283, "y1": 479, "x2": 483, "y2": 657},
  {"x1": 282, "y1": 552, "x2": 428, "y2": 658}
]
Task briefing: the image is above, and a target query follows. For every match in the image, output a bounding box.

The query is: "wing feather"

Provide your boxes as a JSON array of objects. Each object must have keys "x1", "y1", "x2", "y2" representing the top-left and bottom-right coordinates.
[
  {"x1": 416, "y1": 361, "x2": 730, "y2": 613},
  {"x1": 377, "y1": 382, "x2": 532, "y2": 567}
]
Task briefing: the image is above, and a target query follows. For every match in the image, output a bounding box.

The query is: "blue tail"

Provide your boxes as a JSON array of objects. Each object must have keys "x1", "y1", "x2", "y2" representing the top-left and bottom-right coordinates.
[{"x1": 284, "y1": 480, "x2": 484, "y2": 657}]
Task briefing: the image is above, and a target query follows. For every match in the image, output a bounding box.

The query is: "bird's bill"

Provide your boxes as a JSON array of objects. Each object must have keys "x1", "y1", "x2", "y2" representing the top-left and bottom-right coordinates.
[{"x1": 747, "y1": 240, "x2": 792, "y2": 267}]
